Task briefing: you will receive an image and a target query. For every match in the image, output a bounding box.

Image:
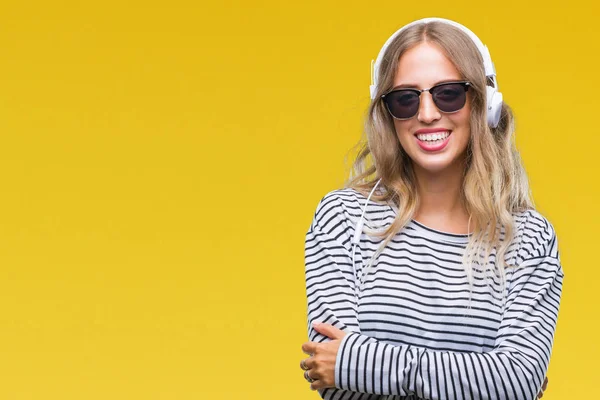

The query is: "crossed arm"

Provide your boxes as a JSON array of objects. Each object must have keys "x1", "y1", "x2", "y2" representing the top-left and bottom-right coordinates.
[{"x1": 302, "y1": 222, "x2": 563, "y2": 400}]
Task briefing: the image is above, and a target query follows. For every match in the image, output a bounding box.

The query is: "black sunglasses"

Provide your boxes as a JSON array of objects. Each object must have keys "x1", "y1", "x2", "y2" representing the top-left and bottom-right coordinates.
[{"x1": 381, "y1": 81, "x2": 471, "y2": 120}]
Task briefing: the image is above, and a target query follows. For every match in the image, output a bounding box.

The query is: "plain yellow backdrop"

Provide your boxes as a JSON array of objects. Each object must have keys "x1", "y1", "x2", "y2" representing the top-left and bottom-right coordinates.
[{"x1": 0, "y1": 0, "x2": 596, "y2": 398}]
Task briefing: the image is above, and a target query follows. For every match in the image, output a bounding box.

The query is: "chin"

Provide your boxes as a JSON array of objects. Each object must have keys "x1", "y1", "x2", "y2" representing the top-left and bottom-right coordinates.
[{"x1": 411, "y1": 154, "x2": 465, "y2": 174}]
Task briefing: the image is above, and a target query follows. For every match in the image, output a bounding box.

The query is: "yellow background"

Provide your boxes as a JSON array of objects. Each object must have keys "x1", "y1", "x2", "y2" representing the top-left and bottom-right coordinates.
[{"x1": 0, "y1": 0, "x2": 596, "y2": 398}]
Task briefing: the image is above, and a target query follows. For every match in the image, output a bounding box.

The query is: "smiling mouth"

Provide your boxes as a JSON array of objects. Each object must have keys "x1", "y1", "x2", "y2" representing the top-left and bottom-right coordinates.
[{"x1": 415, "y1": 130, "x2": 452, "y2": 145}]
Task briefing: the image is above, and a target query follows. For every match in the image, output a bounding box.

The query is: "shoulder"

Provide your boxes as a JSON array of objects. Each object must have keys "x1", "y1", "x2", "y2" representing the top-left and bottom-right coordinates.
[
  {"x1": 505, "y1": 209, "x2": 564, "y2": 295},
  {"x1": 310, "y1": 188, "x2": 364, "y2": 236},
  {"x1": 308, "y1": 186, "x2": 394, "y2": 248},
  {"x1": 512, "y1": 208, "x2": 560, "y2": 264}
]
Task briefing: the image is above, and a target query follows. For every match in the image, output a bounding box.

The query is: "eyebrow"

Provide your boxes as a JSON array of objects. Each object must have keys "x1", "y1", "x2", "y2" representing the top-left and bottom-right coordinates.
[{"x1": 391, "y1": 79, "x2": 464, "y2": 91}]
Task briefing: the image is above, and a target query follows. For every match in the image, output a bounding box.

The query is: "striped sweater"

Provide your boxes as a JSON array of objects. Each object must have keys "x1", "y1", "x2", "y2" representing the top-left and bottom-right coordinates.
[{"x1": 304, "y1": 188, "x2": 563, "y2": 400}]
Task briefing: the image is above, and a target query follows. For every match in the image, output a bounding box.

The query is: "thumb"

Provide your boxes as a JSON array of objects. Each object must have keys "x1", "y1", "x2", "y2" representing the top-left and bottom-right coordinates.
[{"x1": 312, "y1": 322, "x2": 346, "y2": 340}]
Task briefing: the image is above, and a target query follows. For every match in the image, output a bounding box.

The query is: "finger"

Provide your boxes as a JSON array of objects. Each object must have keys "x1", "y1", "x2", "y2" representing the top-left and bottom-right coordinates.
[
  {"x1": 300, "y1": 357, "x2": 315, "y2": 371},
  {"x1": 542, "y1": 377, "x2": 548, "y2": 391},
  {"x1": 310, "y1": 377, "x2": 333, "y2": 391},
  {"x1": 300, "y1": 356, "x2": 315, "y2": 370},
  {"x1": 312, "y1": 322, "x2": 346, "y2": 340},
  {"x1": 302, "y1": 342, "x2": 317, "y2": 356},
  {"x1": 300, "y1": 359, "x2": 309, "y2": 371},
  {"x1": 304, "y1": 369, "x2": 318, "y2": 384},
  {"x1": 309, "y1": 375, "x2": 320, "y2": 391}
]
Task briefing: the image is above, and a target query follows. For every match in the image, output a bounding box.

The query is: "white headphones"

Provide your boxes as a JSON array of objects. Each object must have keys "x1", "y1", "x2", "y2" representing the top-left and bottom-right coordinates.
[{"x1": 370, "y1": 17, "x2": 503, "y2": 128}]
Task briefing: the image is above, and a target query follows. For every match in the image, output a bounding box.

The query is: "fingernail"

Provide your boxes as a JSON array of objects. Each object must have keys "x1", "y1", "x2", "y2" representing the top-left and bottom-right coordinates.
[{"x1": 312, "y1": 321, "x2": 320, "y2": 327}]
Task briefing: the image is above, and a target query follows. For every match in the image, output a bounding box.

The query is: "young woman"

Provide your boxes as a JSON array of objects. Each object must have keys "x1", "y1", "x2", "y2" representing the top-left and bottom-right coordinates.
[{"x1": 299, "y1": 18, "x2": 562, "y2": 400}]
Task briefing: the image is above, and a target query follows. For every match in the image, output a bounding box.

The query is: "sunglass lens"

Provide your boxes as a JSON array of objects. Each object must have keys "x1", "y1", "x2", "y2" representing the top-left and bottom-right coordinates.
[
  {"x1": 384, "y1": 91, "x2": 420, "y2": 119},
  {"x1": 431, "y1": 83, "x2": 467, "y2": 113}
]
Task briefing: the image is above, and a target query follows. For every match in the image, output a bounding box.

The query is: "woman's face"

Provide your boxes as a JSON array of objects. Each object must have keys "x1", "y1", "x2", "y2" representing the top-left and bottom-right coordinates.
[{"x1": 391, "y1": 41, "x2": 471, "y2": 175}]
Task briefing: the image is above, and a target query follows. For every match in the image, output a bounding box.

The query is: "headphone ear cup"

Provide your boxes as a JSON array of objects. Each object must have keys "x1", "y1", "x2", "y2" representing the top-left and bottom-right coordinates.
[
  {"x1": 486, "y1": 86, "x2": 503, "y2": 128},
  {"x1": 370, "y1": 84, "x2": 377, "y2": 100}
]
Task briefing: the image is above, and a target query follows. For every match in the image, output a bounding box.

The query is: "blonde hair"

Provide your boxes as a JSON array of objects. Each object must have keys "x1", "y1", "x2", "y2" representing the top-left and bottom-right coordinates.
[{"x1": 346, "y1": 21, "x2": 534, "y2": 299}]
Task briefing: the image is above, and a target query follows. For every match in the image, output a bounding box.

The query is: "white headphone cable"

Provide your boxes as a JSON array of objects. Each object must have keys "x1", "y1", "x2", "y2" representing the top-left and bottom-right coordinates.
[{"x1": 351, "y1": 179, "x2": 383, "y2": 298}]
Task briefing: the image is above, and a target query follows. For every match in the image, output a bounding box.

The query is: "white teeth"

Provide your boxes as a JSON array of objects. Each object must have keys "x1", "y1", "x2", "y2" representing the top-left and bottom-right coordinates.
[{"x1": 416, "y1": 131, "x2": 450, "y2": 141}]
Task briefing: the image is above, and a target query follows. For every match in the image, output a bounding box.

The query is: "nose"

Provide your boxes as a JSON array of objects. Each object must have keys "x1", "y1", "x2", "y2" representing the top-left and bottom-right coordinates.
[{"x1": 417, "y1": 91, "x2": 441, "y2": 124}]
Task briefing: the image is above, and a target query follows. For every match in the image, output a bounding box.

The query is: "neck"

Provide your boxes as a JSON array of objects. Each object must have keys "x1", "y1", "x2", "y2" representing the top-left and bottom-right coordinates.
[{"x1": 412, "y1": 160, "x2": 470, "y2": 230}]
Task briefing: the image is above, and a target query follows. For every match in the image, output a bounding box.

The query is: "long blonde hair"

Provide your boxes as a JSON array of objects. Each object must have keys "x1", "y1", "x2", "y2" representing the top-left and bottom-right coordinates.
[{"x1": 346, "y1": 21, "x2": 534, "y2": 297}]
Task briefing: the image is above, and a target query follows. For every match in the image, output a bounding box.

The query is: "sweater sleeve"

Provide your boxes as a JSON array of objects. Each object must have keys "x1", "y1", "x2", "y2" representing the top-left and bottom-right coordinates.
[
  {"x1": 305, "y1": 194, "x2": 381, "y2": 400},
  {"x1": 333, "y1": 221, "x2": 564, "y2": 400}
]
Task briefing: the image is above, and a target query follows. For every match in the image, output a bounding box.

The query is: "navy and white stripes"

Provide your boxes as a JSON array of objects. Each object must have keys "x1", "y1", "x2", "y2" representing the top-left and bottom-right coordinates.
[{"x1": 304, "y1": 188, "x2": 563, "y2": 400}]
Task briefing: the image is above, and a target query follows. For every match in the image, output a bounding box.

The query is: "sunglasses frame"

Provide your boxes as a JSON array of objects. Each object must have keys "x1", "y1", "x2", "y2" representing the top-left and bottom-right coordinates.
[{"x1": 381, "y1": 81, "x2": 471, "y2": 120}]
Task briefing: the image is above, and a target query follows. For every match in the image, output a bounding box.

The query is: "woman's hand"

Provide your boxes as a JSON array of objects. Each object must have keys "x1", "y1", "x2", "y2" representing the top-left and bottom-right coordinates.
[{"x1": 300, "y1": 322, "x2": 348, "y2": 391}]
